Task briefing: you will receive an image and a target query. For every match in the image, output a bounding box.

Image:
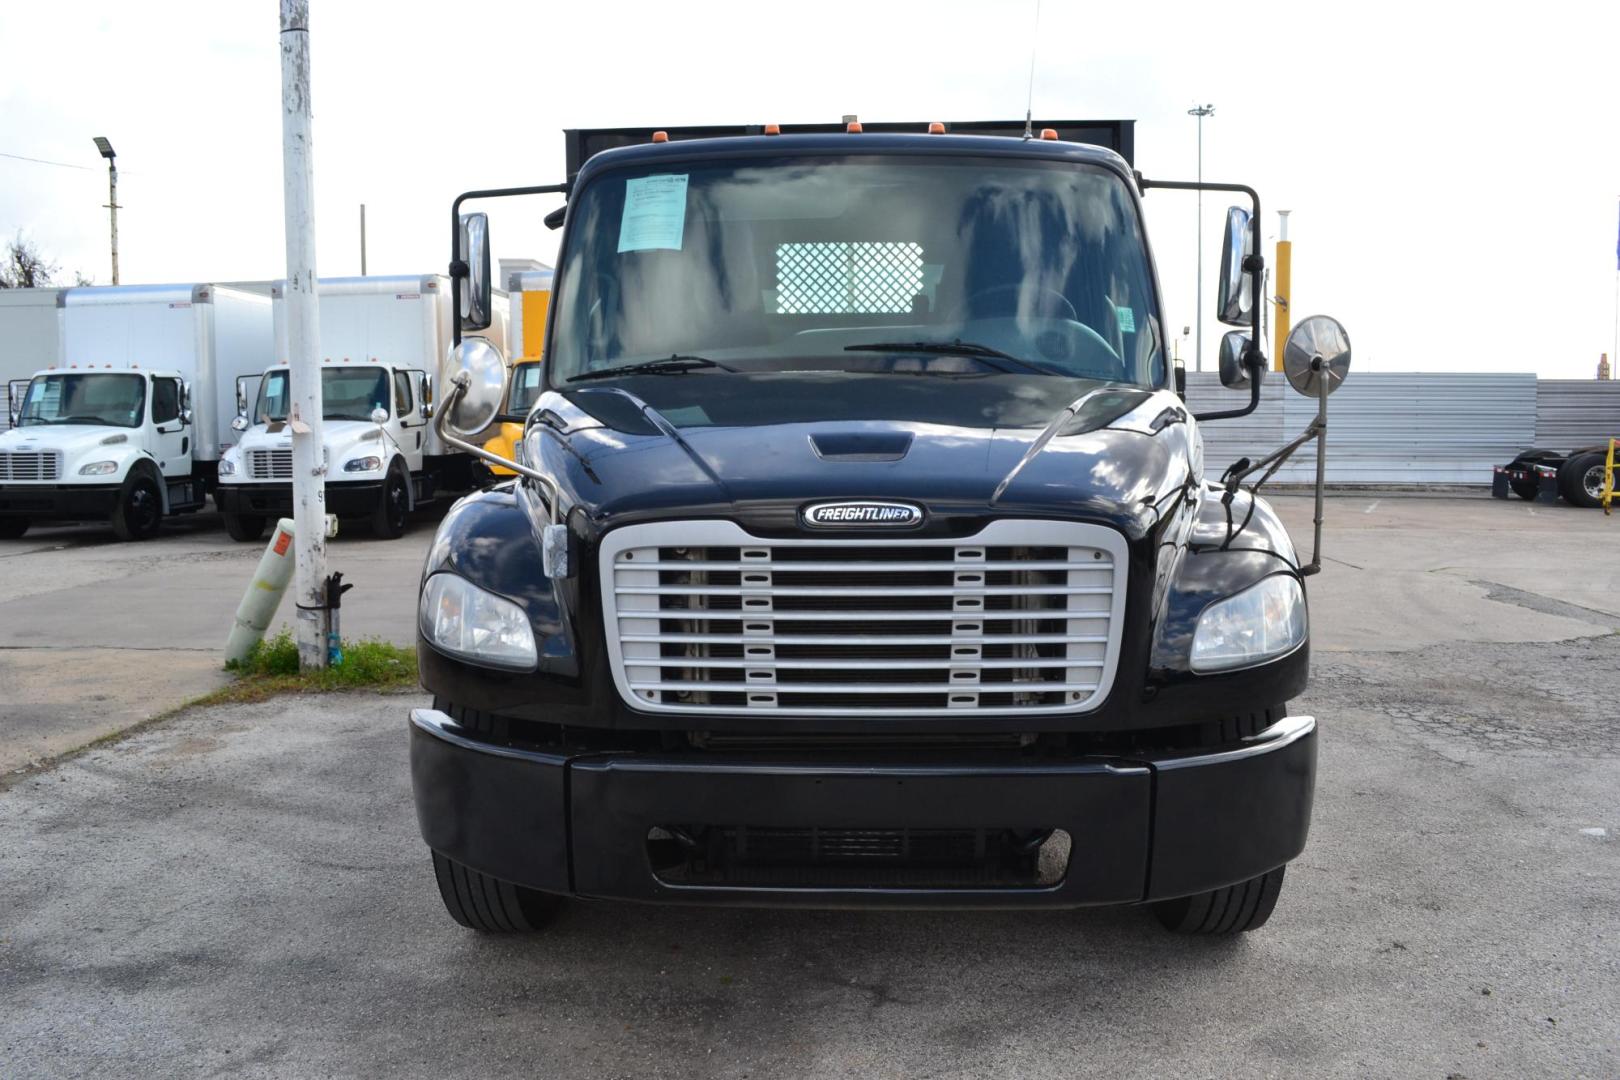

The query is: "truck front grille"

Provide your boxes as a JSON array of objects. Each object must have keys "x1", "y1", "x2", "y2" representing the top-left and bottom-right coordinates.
[
  {"x1": 600, "y1": 519, "x2": 1126, "y2": 717},
  {"x1": 246, "y1": 449, "x2": 293, "y2": 480},
  {"x1": 0, "y1": 450, "x2": 61, "y2": 481}
]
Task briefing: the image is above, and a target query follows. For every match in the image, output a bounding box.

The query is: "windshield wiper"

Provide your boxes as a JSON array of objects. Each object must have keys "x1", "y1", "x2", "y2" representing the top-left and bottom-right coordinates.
[
  {"x1": 46, "y1": 415, "x2": 122, "y2": 426},
  {"x1": 567, "y1": 355, "x2": 734, "y2": 383},
  {"x1": 842, "y1": 339, "x2": 1061, "y2": 376}
]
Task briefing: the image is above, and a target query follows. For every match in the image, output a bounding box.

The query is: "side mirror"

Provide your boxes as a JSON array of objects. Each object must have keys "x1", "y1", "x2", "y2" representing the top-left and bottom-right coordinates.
[
  {"x1": 1218, "y1": 331, "x2": 1263, "y2": 390},
  {"x1": 1173, "y1": 356, "x2": 1187, "y2": 399},
  {"x1": 418, "y1": 372, "x2": 433, "y2": 419},
  {"x1": 440, "y1": 338, "x2": 508, "y2": 441},
  {"x1": 370, "y1": 406, "x2": 389, "y2": 425},
  {"x1": 1216, "y1": 206, "x2": 1253, "y2": 327},
  {"x1": 458, "y1": 212, "x2": 492, "y2": 332},
  {"x1": 181, "y1": 380, "x2": 193, "y2": 425}
]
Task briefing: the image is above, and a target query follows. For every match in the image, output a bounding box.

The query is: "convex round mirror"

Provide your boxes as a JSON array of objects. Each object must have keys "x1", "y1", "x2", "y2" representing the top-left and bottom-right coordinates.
[
  {"x1": 441, "y1": 337, "x2": 509, "y2": 440},
  {"x1": 1218, "y1": 330, "x2": 1264, "y2": 390},
  {"x1": 369, "y1": 406, "x2": 389, "y2": 425},
  {"x1": 1283, "y1": 315, "x2": 1351, "y2": 397}
]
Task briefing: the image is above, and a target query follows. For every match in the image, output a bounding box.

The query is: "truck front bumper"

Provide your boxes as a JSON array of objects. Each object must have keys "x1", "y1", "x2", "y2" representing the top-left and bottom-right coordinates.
[
  {"x1": 216, "y1": 480, "x2": 382, "y2": 518},
  {"x1": 0, "y1": 484, "x2": 121, "y2": 519},
  {"x1": 409, "y1": 708, "x2": 1317, "y2": 908}
]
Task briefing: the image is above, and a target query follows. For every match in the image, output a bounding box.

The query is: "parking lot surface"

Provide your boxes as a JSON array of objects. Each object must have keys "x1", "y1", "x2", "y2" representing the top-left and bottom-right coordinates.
[{"x1": 1, "y1": 494, "x2": 1617, "y2": 1077}]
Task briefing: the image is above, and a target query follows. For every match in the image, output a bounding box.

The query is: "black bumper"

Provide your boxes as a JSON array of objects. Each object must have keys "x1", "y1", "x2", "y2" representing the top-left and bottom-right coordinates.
[
  {"x1": 0, "y1": 484, "x2": 121, "y2": 519},
  {"x1": 410, "y1": 708, "x2": 1316, "y2": 908},
  {"x1": 216, "y1": 480, "x2": 382, "y2": 517}
]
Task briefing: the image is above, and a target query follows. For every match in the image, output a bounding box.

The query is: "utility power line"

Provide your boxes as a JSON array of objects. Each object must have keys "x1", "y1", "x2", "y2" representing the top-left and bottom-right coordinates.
[{"x1": 0, "y1": 150, "x2": 97, "y2": 171}]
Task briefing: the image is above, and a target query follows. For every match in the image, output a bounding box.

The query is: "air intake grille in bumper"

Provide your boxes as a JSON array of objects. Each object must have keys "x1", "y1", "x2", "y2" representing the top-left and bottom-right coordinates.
[
  {"x1": 600, "y1": 519, "x2": 1127, "y2": 717},
  {"x1": 0, "y1": 450, "x2": 61, "y2": 481},
  {"x1": 246, "y1": 449, "x2": 293, "y2": 480}
]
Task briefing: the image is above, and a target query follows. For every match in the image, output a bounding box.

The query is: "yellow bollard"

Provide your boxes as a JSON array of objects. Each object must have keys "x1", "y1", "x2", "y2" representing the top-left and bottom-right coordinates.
[
  {"x1": 224, "y1": 518, "x2": 298, "y2": 665},
  {"x1": 1273, "y1": 211, "x2": 1291, "y2": 373}
]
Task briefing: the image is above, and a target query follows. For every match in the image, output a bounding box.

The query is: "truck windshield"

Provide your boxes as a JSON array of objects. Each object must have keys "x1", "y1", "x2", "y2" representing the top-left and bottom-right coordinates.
[
  {"x1": 551, "y1": 155, "x2": 1164, "y2": 398},
  {"x1": 18, "y1": 373, "x2": 146, "y2": 428},
  {"x1": 508, "y1": 363, "x2": 545, "y2": 415},
  {"x1": 255, "y1": 368, "x2": 392, "y2": 423}
]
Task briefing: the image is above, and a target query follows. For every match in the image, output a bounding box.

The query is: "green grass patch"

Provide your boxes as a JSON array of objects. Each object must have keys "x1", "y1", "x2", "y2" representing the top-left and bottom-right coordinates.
[{"x1": 216, "y1": 631, "x2": 418, "y2": 704}]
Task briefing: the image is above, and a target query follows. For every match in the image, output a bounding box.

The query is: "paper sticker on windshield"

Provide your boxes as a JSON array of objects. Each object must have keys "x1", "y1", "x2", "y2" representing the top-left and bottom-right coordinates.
[
  {"x1": 1115, "y1": 306, "x2": 1136, "y2": 333},
  {"x1": 617, "y1": 174, "x2": 689, "y2": 253}
]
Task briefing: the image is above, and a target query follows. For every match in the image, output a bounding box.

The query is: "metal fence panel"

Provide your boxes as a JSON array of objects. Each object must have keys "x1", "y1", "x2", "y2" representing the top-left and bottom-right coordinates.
[
  {"x1": 1533, "y1": 381, "x2": 1620, "y2": 451},
  {"x1": 1185, "y1": 372, "x2": 1538, "y2": 484}
]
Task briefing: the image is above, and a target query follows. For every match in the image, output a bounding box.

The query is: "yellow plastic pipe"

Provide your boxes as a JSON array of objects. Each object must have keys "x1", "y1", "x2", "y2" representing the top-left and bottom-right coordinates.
[{"x1": 1273, "y1": 211, "x2": 1291, "y2": 372}]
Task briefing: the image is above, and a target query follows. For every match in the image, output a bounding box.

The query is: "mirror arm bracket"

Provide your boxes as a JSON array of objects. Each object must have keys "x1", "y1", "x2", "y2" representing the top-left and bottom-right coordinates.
[
  {"x1": 448, "y1": 182, "x2": 570, "y2": 346},
  {"x1": 432, "y1": 375, "x2": 561, "y2": 525}
]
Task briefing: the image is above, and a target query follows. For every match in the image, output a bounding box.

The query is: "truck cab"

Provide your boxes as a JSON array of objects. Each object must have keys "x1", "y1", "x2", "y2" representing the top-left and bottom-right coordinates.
[
  {"x1": 409, "y1": 122, "x2": 1342, "y2": 936},
  {"x1": 218, "y1": 358, "x2": 432, "y2": 540}
]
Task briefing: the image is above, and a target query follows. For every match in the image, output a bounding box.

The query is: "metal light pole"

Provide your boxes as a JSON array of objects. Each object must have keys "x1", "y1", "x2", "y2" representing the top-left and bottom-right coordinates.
[
  {"x1": 280, "y1": 0, "x2": 331, "y2": 670},
  {"x1": 1188, "y1": 104, "x2": 1215, "y2": 372},
  {"x1": 92, "y1": 137, "x2": 119, "y2": 285}
]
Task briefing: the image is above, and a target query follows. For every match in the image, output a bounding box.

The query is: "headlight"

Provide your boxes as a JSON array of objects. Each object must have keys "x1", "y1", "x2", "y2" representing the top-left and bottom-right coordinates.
[
  {"x1": 419, "y1": 573, "x2": 536, "y2": 670},
  {"x1": 218, "y1": 458, "x2": 236, "y2": 477},
  {"x1": 1190, "y1": 574, "x2": 1307, "y2": 673},
  {"x1": 78, "y1": 460, "x2": 118, "y2": 476},
  {"x1": 344, "y1": 456, "x2": 382, "y2": 473}
]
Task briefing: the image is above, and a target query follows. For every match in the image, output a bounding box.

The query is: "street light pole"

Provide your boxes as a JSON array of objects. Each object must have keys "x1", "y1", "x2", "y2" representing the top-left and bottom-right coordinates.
[
  {"x1": 1187, "y1": 104, "x2": 1215, "y2": 372},
  {"x1": 92, "y1": 137, "x2": 119, "y2": 285}
]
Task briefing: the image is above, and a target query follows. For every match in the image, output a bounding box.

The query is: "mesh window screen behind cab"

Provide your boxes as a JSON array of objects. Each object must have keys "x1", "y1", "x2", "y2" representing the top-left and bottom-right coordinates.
[{"x1": 776, "y1": 242, "x2": 925, "y2": 314}]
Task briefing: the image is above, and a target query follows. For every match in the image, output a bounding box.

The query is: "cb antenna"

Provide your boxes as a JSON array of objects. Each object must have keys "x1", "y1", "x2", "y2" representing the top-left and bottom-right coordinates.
[{"x1": 1023, "y1": 0, "x2": 1042, "y2": 139}]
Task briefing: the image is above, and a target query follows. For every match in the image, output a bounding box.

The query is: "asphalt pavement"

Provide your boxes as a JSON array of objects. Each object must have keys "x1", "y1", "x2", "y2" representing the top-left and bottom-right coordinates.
[{"x1": 0, "y1": 494, "x2": 1617, "y2": 1077}]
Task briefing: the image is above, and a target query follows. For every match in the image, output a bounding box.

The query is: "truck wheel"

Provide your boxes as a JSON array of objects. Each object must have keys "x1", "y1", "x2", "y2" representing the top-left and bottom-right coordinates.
[
  {"x1": 1558, "y1": 452, "x2": 1607, "y2": 509},
  {"x1": 110, "y1": 472, "x2": 164, "y2": 541},
  {"x1": 431, "y1": 851, "x2": 562, "y2": 932},
  {"x1": 222, "y1": 513, "x2": 267, "y2": 543},
  {"x1": 0, "y1": 518, "x2": 28, "y2": 539},
  {"x1": 1151, "y1": 865, "x2": 1287, "y2": 934},
  {"x1": 371, "y1": 463, "x2": 410, "y2": 539}
]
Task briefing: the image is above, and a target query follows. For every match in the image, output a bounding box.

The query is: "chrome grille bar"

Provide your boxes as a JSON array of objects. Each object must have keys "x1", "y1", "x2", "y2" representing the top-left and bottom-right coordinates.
[
  {"x1": 600, "y1": 519, "x2": 1128, "y2": 718},
  {"x1": 0, "y1": 451, "x2": 62, "y2": 481}
]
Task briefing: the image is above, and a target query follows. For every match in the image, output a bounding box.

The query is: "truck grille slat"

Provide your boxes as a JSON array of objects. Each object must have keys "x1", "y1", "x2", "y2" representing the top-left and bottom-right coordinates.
[
  {"x1": 246, "y1": 449, "x2": 293, "y2": 480},
  {"x1": 0, "y1": 450, "x2": 62, "y2": 481},
  {"x1": 602, "y1": 519, "x2": 1126, "y2": 717}
]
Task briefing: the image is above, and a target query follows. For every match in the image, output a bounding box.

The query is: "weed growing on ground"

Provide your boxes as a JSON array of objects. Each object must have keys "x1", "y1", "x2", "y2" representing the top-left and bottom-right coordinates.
[{"x1": 218, "y1": 631, "x2": 418, "y2": 702}]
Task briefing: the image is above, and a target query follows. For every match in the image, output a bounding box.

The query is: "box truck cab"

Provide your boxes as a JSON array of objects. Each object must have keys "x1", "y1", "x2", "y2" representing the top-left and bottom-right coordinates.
[
  {"x1": 409, "y1": 121, "x2": 1352, "y2": 936},
  {"x1": 215, "y1": 275, "x2": 507, "y2": 541},
  {"x1": 0, "y1": 284, "x2": 270, "y2": 541}
]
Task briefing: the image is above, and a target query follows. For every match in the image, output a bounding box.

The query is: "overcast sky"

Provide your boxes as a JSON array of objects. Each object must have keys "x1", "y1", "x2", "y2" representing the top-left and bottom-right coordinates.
[{"x1": 2, "y1": 0, "x2": 1616, "y2": 377}]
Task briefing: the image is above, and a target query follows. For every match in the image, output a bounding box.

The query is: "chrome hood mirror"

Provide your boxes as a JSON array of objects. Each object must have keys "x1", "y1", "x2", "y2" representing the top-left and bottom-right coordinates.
[
  {"x1": 1283, "y1": 315, "x2": 1351, "y2": 396},
  {"x1": 1216, "y1": 206, "x2": 1253, "y2": 327},
  {"x1": 370, "y1": 406, "x2": 389, "y2": 425},
  {"x1": 440, "y1": 337, "x2": 508, "y2": 441}
]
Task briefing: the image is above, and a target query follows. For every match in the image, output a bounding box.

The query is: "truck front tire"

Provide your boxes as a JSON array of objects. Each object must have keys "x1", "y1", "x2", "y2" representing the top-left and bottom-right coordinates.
[
  {"x1": 431, "y1": 851, "x2": 562, "y2": 932},
  {"x1": 371, "y1": 464, "x2": 410, "y2": 539},
  {"x1": 1151, "y1": 865, "x2": 1287, "y2": 935},
  {"x1": 110, "y1": 472, "x2": 163, "y2": 541},
  {"x1": 222, "y1": 513, "x2": 267, "y2": 543},
  {"x1": 0, "y1": 518, "x2": 29, "y2": 539}
]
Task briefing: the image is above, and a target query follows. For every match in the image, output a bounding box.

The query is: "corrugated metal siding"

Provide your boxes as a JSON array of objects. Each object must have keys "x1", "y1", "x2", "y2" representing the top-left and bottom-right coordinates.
[
  {"x1": 1185, "y1": 372, "x2": 1537, "y2": 484},
  {"x1": 1533, "y1": 381, "x2": 1620, "y2": 451}
]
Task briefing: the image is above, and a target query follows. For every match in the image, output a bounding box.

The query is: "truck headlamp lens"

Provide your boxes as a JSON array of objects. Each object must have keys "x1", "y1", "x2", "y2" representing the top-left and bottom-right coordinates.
[
  {"x1": 419, "y1": 573, "x2": 536, "y2": 670},
  {"x1": 343, "y1": 456, "x2": 382, "y2": 473},
  {"x1": 1190, "y1": 574, "x2": 1307, "y2": 673},
  {"x1": 78, "y1": 460, "x2": 119, "y2": 476},
  {"x1": 217, "y1": 458, "x2": 236, "y2": 476}
]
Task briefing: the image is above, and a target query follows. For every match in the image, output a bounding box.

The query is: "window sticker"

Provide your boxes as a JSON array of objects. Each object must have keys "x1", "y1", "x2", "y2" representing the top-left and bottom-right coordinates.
[
  {"x1": 617, "y1": 174, "x2": 689, "y2": 253},
  {"x1": 1115, "y1": 305, "x2": 1136, "y2": 333}
]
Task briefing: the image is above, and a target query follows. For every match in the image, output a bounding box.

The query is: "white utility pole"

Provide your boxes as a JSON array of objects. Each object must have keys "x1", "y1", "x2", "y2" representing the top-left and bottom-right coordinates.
[
  {"x1": 1188, "y1": 103, "x2": 1215, "y2": 372},
  {"x1": 280, "y1": 0, "x2": 330, "y2": 669},
  {"x1": 92, "y1": 137, "x2": 120, "y2": 285}
]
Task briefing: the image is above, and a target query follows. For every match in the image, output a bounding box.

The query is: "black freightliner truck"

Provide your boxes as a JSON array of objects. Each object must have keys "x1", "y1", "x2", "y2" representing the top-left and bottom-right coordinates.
[{"x1": 411, "y1": 120, "x2": 1350, "y2": 934}]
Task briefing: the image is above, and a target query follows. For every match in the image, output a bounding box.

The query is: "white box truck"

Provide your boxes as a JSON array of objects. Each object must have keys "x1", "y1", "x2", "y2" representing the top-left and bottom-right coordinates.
[
  {"x1": 1, "y1": 288, "x2": 65, "y2": 434},
  {"x1": 0, "y1": 283, "x2": 271, "y2": 540},
  {"x1": 216, "y1": 274, "x2": 507, "y2": 541}
]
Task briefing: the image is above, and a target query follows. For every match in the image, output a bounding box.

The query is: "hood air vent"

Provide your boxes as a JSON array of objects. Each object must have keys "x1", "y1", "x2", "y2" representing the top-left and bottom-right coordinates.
[{"x1": 809, "y1": 431, "x2": 913, "y2": 462}]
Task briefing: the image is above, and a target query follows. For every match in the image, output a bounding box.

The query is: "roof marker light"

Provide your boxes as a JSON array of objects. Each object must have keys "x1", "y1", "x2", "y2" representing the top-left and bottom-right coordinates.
[
  {"x1": 1040, "y1": 128, "x2": 1059, "y2": 141},
  {"x1": 764, "y1": 123, "x2": 780, "y2": 135},
  {"x1": 846, "y1": 121, "x2": 863, "y2": 133},
  {"x1": 651, "y1": 130, "x2": 669, "y2": 143},
  {"x1": 928, "y1": 122, "x2": 945, "y2": 134}
]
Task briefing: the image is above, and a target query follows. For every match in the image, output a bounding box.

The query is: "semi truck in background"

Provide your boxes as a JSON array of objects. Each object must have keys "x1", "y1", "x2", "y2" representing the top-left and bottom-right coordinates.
[
  {"x1": 481, "y1": 266, "x2": 552, "y2": 477},
  {"x1": 0, "y1": 283, "x2": 271, "y2": 540},
  {"x1": 407, "y1": 120, "x2": 1353, "y2": 936},
  {"x1": 216, "y1": 274, "x2": 508, "y2": 541},
  {"x1": 1, "y1": 288, "x2": 66, "y2": 433}
]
